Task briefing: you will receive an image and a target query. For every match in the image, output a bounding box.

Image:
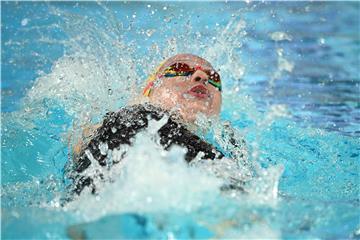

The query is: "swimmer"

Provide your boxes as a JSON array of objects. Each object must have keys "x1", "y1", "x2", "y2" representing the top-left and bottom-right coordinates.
[{"x1": 67, "y1": 53, "x2": 244, "y2": 195}]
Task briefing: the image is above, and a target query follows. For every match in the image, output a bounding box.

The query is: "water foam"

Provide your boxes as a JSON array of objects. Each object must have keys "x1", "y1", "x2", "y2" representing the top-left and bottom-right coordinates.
[{"x1": 65, "y1": 117, "x2": 223, "y2": 221}]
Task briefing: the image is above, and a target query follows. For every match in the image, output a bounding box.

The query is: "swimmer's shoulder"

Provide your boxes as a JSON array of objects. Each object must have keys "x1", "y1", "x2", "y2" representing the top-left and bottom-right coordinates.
[
  {"x1": 78, "y1": 103, "x2": 169, "y2": 151},
  {"x1": 104, "y1": 103, "x2": 167, "y2": 121}
]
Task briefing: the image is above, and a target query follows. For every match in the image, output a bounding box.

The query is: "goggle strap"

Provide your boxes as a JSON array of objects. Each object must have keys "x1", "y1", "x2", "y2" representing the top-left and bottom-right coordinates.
[{"x1": 143, "y1": 81, "x2": 154, "y2": 96}]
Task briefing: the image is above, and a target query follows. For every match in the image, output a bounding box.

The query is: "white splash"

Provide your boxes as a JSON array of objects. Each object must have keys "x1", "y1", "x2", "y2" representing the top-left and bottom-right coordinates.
[
  {"x1": 267, "y1": 47, "x2": 295, "y2": 95},
  {"x1": 66, "y1": 118, "x2": 223, "y2": 221},
  {"x1": 25, "y1": 56, "x2": 133, "y2": 125},
  {"x1": 269, "y1": 31, "x2": 293, "y2": 42},
  {"x1": 21, "y1": 18, "x2": 29, "y2": 26}
]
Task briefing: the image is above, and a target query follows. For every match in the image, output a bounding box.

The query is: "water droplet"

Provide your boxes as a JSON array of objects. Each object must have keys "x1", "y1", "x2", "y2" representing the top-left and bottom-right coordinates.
[
  {"x1": 269, "y1": 31, "x2": 292, "y2": 42},
  {"x1": 21, "y1": 18, "x2": 29, "y2": 26},
  {"x1": 145, "y1": 29, "x2": 156, "y2": 37},
  {"x1": 182, "y1": 93, "x2": 195, "y2": 100},
  {"x1": 164, "y1": 15, "x2": 173, "y2": 23},
  {"x1": 99, "y1": 141, "x2": 109, "y2": 155}
]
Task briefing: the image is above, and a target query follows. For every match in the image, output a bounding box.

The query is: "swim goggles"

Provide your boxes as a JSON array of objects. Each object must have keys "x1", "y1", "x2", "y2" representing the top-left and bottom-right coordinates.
[{"x1": 143, "y1": 62, "x2": 222, "y2": 96}]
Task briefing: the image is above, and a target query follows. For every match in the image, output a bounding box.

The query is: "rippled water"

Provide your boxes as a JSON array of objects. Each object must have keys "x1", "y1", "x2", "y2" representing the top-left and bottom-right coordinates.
[{"x1": 1, "y1": 2, "x2": 359, "y2": 239}]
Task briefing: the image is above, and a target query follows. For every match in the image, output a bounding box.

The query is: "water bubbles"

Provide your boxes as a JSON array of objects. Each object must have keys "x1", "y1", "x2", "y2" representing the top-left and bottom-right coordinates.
[
  {"x1": 268, "y1": 47, "x2": 294, "y2": 91},
  {"x1": 247, "y1": 164, "x2": 284, "y2": 205},
  {"x1": 182, "y1": 93, "x2": 195, "y2": 100},
  {"x1": 145, "y1": 29, "x2": 156, "y2": 37},
  {"x1": 105, "y1": 149, "x2": 114, "y2": 169},
  {"x1": 146, "y1": 196, "x2": 153, "y2": 203},
  {"x1": 277, "y1": 55, "x2": 294, "y2": 73},
  {"x1": 10, "y1": 210, "x2": 23, "y2": 221},
  {"x1": 36, "y1": 157, "x2": 45, "y2": 164},
  {"x1": 259, "y1": 104, "x2": 290, "y2": 129},
  {"x1": 164, "y1": 15, "x2": 173, "y2": 23},
  {"x1": 21, "y1": 18, "x2": 29, "y2": 26},
  {"x1": 99, "y1": 141, "x2": 109, "y2": 156},
  {"x1": 50, "y1": 200, "x2": 60, "y2": 208},
  {"x1": 112, "y1": 146, "x2": 128, "y2": 163},
  {"x1": 36, "y1": 70, "x2": 45, "y2": 76},
  {"x1": 167, "y1": 232, "x2": 175, "y2": 240},
  {"x1": 66, "y1": 124, "x2": 222, "y2": 219},
  {"x1": 318, "y1": 38, "x2": 326, "y2": 45},
  {"x1": 153, "y1": 79, "x2": 163, "y2": 88},
  {"x1": 147, "y1": 115, "x2": 169, "y2": 135},
  {"x1": 269, "y1": 31, "x2": 292, "y2": 42}
]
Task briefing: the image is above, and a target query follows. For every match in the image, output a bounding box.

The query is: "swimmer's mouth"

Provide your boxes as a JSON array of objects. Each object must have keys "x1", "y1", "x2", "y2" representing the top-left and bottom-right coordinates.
[{"x1": 187, "y1": 84, "x2": 209, "y2": 99}]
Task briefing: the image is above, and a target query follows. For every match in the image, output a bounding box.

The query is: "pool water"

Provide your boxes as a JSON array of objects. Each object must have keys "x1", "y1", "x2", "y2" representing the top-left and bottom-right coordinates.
[{"x1": 1, "y1": 2, "x2": 359, "y2": 239}]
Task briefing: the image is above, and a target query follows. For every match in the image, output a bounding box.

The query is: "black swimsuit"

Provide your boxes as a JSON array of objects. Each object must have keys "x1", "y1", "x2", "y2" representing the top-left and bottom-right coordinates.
[{"x1": 67, "y1": 104, "x2": 225, "y2": 195}]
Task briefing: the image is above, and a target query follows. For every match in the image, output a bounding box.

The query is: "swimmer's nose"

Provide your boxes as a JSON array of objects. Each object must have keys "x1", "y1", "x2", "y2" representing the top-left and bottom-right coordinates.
[{"x1": 190, "y1": 70, "x2": 209, "y2": 84}]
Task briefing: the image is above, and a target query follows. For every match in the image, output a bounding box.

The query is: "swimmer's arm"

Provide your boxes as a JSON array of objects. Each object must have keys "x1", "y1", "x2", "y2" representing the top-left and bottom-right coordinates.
[{"x1": 71, "y1": 123, "x2": 102, "y2": 157}]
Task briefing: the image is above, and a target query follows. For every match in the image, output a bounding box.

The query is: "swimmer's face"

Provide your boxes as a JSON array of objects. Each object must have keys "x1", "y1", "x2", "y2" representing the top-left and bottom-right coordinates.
[{"x1": 148, "y1": 54, "x2": 222, "y2": 122}]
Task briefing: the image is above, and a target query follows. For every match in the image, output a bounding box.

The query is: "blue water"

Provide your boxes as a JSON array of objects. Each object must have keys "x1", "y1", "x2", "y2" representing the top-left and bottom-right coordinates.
[{"x1": 1, "y1": 2, "x2": 359, "y2": 239}]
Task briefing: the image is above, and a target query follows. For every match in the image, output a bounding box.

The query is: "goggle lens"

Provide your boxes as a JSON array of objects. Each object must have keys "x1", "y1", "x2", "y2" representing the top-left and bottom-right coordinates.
[{"x1": 161, "y1": 62, "x2": 222, "y2": 91}]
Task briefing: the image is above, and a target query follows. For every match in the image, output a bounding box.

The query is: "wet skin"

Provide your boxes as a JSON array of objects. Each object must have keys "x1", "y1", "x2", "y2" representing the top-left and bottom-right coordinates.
[{"x1": 148, "y1": 54, "x2": 222, "y2": 123}]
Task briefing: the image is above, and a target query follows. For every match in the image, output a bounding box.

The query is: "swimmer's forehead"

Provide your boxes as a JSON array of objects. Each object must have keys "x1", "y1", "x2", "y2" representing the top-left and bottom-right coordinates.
[{"x1": 157, "y1": 55, "x2": 214, "y2": 73}]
